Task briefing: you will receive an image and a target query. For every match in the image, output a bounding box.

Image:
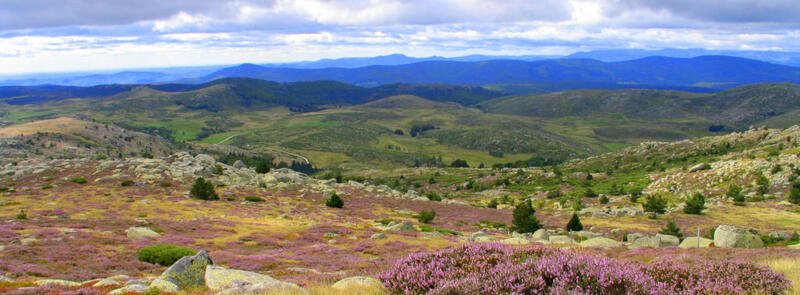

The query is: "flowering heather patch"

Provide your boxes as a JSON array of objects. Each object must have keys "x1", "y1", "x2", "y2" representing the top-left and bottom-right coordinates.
[{"x1": 380, "y1": 243, "x2": 789, "y2": 295}]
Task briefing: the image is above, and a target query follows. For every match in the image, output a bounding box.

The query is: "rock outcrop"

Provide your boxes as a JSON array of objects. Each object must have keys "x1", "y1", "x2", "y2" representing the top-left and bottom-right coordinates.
[{"x1": 713, "y1": 225, "x2": 763, "y2": 248}]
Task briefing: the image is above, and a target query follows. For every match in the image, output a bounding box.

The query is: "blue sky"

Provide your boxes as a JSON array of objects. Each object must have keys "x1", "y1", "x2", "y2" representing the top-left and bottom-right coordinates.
[{"x1": 1, "y1": 0, "x2": 799, "y2": 74}]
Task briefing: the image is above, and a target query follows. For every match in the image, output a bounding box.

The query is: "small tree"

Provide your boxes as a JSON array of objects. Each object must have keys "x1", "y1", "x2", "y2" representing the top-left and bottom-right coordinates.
[
  {"x1": 190, "y1": 177, "x2": 218, "y2": 200},
  {"x1": 756, "y1": 174, "x2": 770, "y2": 195},
  {"x1": 417, "y1": 210, "x2": 436, "y2": 224},
  {"x1": 450, "y1": 159, "x2": 469, "y2": 168},
  {"x1": 487, "y1": 198, "x2": 499, "y2": 209},
  {"x1": 16, "y1": 210, "x2": 27, "y2": 220},
  {"x1": 683, "y1": 192, "x2": 706, "y2": 214},
  {"x1": 599, "y1": 195, "x2": 609, "y2": 204},
  {"x1": 583, "y1": 188, "x2": 598, "y2": 198},
  {"x1": 789, "y1": 182, "x2": 800, "y2": 205},
  {"x1": 547, "y1": 190, "x2": 562, "y2": 199},
  {"x1": 512, "y1": 199, "x2": 542, "y2": 233},
  {"x1": 660, "y1": 220, "x2": 683, "y2": 239},
  {"x1": 256, "y1": 160, "x2": 271, "y2": 174},
  {"x1": 727, "y1": 184, "x2": 746, "y2": 206},
  {"x1": 643, "y1": 195, "x2": 667, "y2": 217},
  {"x1": 326, "y1": 193, "x2": 344, "y2": 208},
  {"x1": 566, "y1": 213, "x2": 583, "y2": 232}
]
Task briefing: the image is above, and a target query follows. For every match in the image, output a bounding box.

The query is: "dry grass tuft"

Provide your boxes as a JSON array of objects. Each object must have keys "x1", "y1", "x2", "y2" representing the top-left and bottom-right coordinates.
[{"x1": 764, "y1": 256, "x2": 800, "y2": 295}]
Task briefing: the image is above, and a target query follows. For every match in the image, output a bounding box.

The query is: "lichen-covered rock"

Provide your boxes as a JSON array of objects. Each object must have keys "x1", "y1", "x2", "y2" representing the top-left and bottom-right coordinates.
[
  {"x1": 93, "y1": 279, "x2": 122, "y2": 287},
  {"x1": 679, "y1": 237, "x2": 713, "y2": 248},
  {"x1": 109, "y1": 284, "x2": 149, "y2": 295},
  {"x1": 500, "y1": 237, "x2": 530, "y2": 245},
  {"x1": 216, "y1": 281, "x2": 309, "y2": 295},
  {"x1": 629, "y1": 236, "x2": 661, "y2": 249},
  {"x1": 386, "y1": 221, "x2": 414, "y2": 232},
  {"x1": 656, "y1": 234, "x2": 680, "y2": 246},
  {"x1": 34, "y1": 279, "x2": 81, "y2": 287},
  {"x1": 125, "y1": 226, "x2": 161, "y2": 239},
  {"x1": 714, "y1": 225, "x2": 763, "y2": 248},
  {"x1": 532, "y1": 229, "x2": 549, "y2": 241},
  {"x1": 204, "y1": 265, "x2": 278, "y2": 291},
  {"x1": 579, "y1": 237, "x2": 621, "y2": 248},
  {"x1": 150, "y1": 278, "x2": 180, "y2": 293},
  {"x1": 548, "y1": 235, "x2": 574, "y2": 244},
  {"x1": 370, "y1": 233, "x2": 387, "y2": 239},
  {"x1": 331, "y1": 276, "x2": 384, "y2": 291},
  {"x1": 160, "y1": 250, "x2": 212, "y2": 288}
]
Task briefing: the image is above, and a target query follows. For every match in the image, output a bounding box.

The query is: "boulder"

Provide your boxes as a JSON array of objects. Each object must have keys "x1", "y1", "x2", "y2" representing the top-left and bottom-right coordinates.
[
  {"x1": 628, "y1": 236, "x2": 661, "y2": 249},
  {"x1": 149, "y1": 278, "x2": 180, "y2": 293},
  {"x1": 216, "y1": 281, "x2": 309, "y2": 295},
  {"x1": 126, "y1": 227, "x2": 161, "y2": 239},
  {"x1": 713, "y1": 225, "x2": 763, "y2": 248},
  {"x1": 204, "y1": 265, "x2": 278, "y2": 291},
  {"x1": 93, "y1": 279, "x2": 122, "y2": 288},
  {"x1": 549, "y1": 235, "x2": 574, "y2": 244},
  {"x1": 386, "y1": 221, "x2": 414, "y2": 232},
  {"x1": 109, "y1": 284, "x2": 148, "y2": 295},
  {"x1": 232, "y1": 160, "x2": 246, "y2": 169},
  {"x1": 500, "y1": 237, "x2": 530, "y2": 245},
  {"x1": 160, "y1": 250, "x2": 212, "y2": 288},
  {"x1": 532, "y1": 229, "x2": 550, "y2": 241},
  {"x1": 370, "y1": 233, "x2": 387, "y2": 239},
  {"x1": 678, "y1": 237, "x2": 713, "y2": 248},
  {"x1": 331, "y1": 276, "x2": 384, "y2": 291},
  {"x1": 656, "y1": 234, "x2": 680, "y2": 246},
  {"x1": 20, "y1": 237, "x2": 38, "y2": 246},
  {"x1": 579, "y1": 237, "x2": 621, "y2": 248},
  {"x1": 688, "y1": 163, "x2": 709, "y2": 172}
]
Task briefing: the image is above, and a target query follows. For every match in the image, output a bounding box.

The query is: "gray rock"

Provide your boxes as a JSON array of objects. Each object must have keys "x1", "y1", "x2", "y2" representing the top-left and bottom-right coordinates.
[
  {"x1": 204, "y1": 265, "x2": 277, "y2": 291},
  {"x1": 678, "y1": 237, "x2": 713, "y2": 248},
  {"x1": 386, "y1": 221, "x2": 414, "y2": 232},
  {"x1": 688, "y1": 163, "x2": 710, "y2": 172},
  {"x1": 532, "y1": 229, "x2": 549, "y2": 241},
  {"x1": 331, "y1": 276, "x2": 384, "y2": 291},
  {"x1": 370, "y1": 233, "x2": 387, "y2": 239},
  {"x1": 216, "y1": 281, "x2": 309, "y2": 295},
  {"x1": 93, "y1": 279, "x2": 122, "y2": 287},
  {"x1": 125, "y1": 227, "x2": 161, "y2": 239},
  {"x1": 549, "y1": 235, "x2": 574, "y2": 244},
  {"x1": 580, "y1": 237, "x2": 621, "y2": 248},
  {"x1": 714, "y1": 225, "x2": 763, "y2": 248},
  {"x1": 656, "y1": 234, "x2": 680, "y2": 246},
  {"x1": 109, "y1": 284, "x2": 148, "y2": 295},
  {"x1": 149, "y1": 278, "x2": 179, "y2": 293},
  {"x1": 160, "y1": 250, "x2": 212, "y2": 288},
  {"x1": 232, "y1": 160, "x2": 246, "y2": 169}
]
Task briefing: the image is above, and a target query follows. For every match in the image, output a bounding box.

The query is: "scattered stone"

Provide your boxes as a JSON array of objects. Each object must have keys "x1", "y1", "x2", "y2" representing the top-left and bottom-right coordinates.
[
  {"x1": 370, "y1": 233, "x2": 387, "y2": 239},
  {"x1": 216, "y1": 281, "x2": 309, "y2": 295},
  {"x1": 688, "y1": 163, "x2": 710, "y2": 172},
  {"x1": 579, "y1": 237, "x2": 621, "y2": 248},
  {"x1": 205, "y1": 265, "x2": 278, "y2": 291},
  {"x1": 714, "y1": 225, "x2": 763, "y2": 248},
  {"x1": 109, "y1": 284, "x2": 148, "y2": 295},
  {"x1": 160, "y1": 250, "x2": 212, "y2": 288},
  {"x1": 125, "y1": 226, "x2": 161, "y2": 239},
  {"x1": 149, "y1": 278, "x2": 180, "y2": 293},
  {"x1": 678, "y1": 237, "x2": 714, "y2": 248},
  {"x1": 331, "y1": 276, "x2": 384, "y2": 291}
]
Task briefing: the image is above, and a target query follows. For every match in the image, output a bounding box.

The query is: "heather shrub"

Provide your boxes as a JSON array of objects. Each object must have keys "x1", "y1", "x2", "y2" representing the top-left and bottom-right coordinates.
[
  {"x1": 326, "y1": 193, "x2": 344, "y2": 208},
  {"x1": 380, "y1": 243, "x2": 789, "y2": 295},
  {"x1": 137, "y1": 244, "x2": 196, "y2": 266},
  {"x1": 190, "y1": 177, "x2": 218, "y2": 200}
]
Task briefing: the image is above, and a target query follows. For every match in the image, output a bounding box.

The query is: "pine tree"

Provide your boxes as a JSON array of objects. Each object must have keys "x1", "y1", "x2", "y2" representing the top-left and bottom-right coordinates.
[
  {"x1": 512, "y1": 199, "x2": 542, "y2": 233},
  {"x1": 644, "y1": 195, "x2": 667, "y2": 216},
  {"x1": 660, "y1": 220, "x2": 683, "y2": 239},
  {"x1": 683, "y1": 192, "x2": 706, "y2": 214},
  {"x1": 190, "y1": 177, "x2": 218, "y2": 200},
  {"x1": 566, "y1": 213, "x2": 583, "y2": 232},
  {"x1": 255, "y1": 160, "x2": 271, "y2": 174},
  {"x1": 326, "y1": 193, "x2": 344, "y2": 208}
]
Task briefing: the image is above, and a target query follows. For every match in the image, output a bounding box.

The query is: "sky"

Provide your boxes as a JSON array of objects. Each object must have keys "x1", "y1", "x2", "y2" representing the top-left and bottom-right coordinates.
[{"x1": 1, "y1": 0, "x2": 799, "y2": 74}]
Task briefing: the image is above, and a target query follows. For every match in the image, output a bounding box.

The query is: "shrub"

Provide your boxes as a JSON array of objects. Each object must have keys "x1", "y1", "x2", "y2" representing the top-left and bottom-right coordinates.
[
  {"x1": 326, "y1": 193, "x2": 344, "y2": 208},
  {"x1": 583, "y1": 188, "x2": 598, "y2": 198},
  {"x1": 41, "y1": 184, "x2": 53, "y2": 190},
  {"x1": 379, "y1": 243, "x2": 789, "y2": 295},
  {"x1": 16, "y1": 210, "x2": 26, "y2": 220},
  {"x1": 756, "y1": 174, "x2": 770, "y2": 194},
  {"x1": 417, "y1": 210, "x2": 436, "y2": 224},
  {"x1": 255, "y1": 160, "x2": 271, "y2": 174},
  {"x1": 137, "y1": 244, "x2": 196, "y2": 266},
  {"x1": 120, "y1": 180, "x2": 135, "y2": 187},
  {"x1": 245, "y1": 196, "x2": 264, "y2": 202},
  {"x1": 487, "y1": 198, "x2": 499, "y2": 209},
  {"x1": 566, "y1": 213, "x2": 583, "y2": 232},
  {"x1": 683, "y1": 192, "x2": 706, "y2": 214},
  {"x1": 71, "y1": 177, "x2": 87, "y2": 184},
  {"x1": 789, "y1": 182, "x2": 800, "y2": 205},
  {"x1": 426, "y1": 192, "x2": 442, "y2": 202},
  {"x1": 512, "y1": 199, "x2": 542, "y2": 233},
  {"x1": 450, "y1": 159, "x2": 469, "y2": 168},
  {"x1": 660, "y1": 220, "x2": 683, "y2": 239},
  {"x1": 190, "y1": 177, "x2": 218, "y2": 200},
  {"x1": 644, "y1": 195, "x2": 667, "y2": 216},
  {"x1": 159, "y1": 182, "x2": 172, "y2": 187},
  {"x1": 599, "y1": 195, "x2": 609, "y2": 204},
  {"x1": 546, "y1": 190, "x2": 562, "y2": 199}
]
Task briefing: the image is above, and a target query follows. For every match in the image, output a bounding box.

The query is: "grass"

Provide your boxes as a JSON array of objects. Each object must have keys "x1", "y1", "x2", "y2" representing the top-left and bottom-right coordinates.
[{"x1": 763, "y1": 257, "x2": 800, "y2": 295}]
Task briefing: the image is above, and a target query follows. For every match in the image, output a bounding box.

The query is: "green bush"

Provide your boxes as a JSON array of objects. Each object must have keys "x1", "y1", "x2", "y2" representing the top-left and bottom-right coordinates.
[
  {"x1": 137, "y1": 244, "x2": 196, "y2": 266},
  {"x1": 487, "y1": 198, "x2": 499, "y2": 209},
  {"x1": 683, "y1": 192, "x2": 706, "y2": 214},
  {"x1": 256, "y1": 160, "x2": 271, "y2": 174},
  {"x1": 41, "y1": 184, "x2": 53, "y2": 190},
  {"x1": 120, "y1": 180, "x2": 135, "y2": 187},
  {"x1": 644, "y1": 195, "x2": 667, "y2": 216},
  {"x1": 159, "y1": 182, "x2": 172, "y2": 187},
  {"x1": 417, "y1": 210, "x2": 436, "y2": 224},
  {"x1": 566, "y1": 213, "x2": 583, "y2": 232},
  {"x1": 450, "y1": 159, "x2": 469, "y2": 168},
  {"x1": 789, "y1": 182, "x2": 800, "y2": 205},
  {"x1": 16, "y1": 210, "x2": 26, "y2": 220},
  {"x1": 326, "y1": 193, "x2": 344, "y2": 208},
  {"x1": 426, "y1": 192, "x2": 442, "y2": 202},
  {"x1": 71, "y1": 177, "x2": 87, "y2": 184},
  {"x1": 599, "y1": 195, "x2": 609, "y2": 204},
  {"x1": 190, "y1": 177, "x2": 218, "y2": 200},
  {"x1": 547, "y1": 190, "x2": 562, "y2": 199},
  {"x1": 245, "y1": 196, "x2": 264, "y2": 202},
  {"x1": 583, "y1": 188, "x2": 598, "y2": 198}
]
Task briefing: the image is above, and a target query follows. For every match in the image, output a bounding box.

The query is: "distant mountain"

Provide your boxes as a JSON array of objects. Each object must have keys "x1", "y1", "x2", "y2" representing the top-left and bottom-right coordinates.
[
  {"x1": 264, "y1": 53, "x2": 558, "y2": 69},
  {"x1": 0, "y1": 65, "x2": 227, "y2": 87},
  {"x1": 197, "y1": 56, "x2": 800, "y2": 91},
  {"x1": 567, "y1": 48, "x2": 800, "y2": 66}
]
